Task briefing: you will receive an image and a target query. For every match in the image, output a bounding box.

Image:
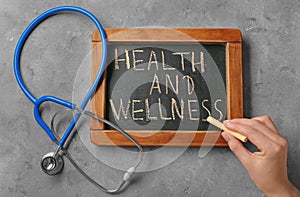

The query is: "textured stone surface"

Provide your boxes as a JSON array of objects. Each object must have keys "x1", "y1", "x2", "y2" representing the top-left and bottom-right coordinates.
[{"x1": 0, "y1": 0, "x2": 299, "y2": 196}]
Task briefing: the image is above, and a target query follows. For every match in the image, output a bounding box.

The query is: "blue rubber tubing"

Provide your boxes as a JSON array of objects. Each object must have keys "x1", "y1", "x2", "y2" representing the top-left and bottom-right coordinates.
[{"x1": 13, "y1": 6, "x2": 107, "y2": 146}]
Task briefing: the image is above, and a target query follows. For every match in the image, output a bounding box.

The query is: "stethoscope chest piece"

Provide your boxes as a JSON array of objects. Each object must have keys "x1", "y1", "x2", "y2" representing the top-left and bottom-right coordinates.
[{"x1": 41, "y1": 152, "x2": 64, "y2": 176}]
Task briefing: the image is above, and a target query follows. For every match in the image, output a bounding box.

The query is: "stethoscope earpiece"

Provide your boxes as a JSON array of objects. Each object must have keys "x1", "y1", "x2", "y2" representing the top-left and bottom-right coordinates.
[{"x1": 41, "y1": 152, "x2": 64, "y2": 176}]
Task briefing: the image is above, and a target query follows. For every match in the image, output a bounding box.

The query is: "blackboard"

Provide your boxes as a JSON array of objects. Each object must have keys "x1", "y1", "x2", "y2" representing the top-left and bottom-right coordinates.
[
  {"x1": 105, "y1": 43, "x2": 226, "y2": 131},
  {"x1": 90, "y1": 28, "x2": 243, "y2": 146}
]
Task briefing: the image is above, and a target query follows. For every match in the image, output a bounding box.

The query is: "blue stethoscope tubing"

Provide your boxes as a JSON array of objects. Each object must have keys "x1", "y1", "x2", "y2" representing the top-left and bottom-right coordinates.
[{"x1": 13, "y1": 6, "x2": 107, "y2": 147}]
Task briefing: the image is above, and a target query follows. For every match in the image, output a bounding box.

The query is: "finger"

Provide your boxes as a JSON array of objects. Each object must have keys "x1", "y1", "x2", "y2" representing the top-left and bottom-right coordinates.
[
  {"x1": 252, "y1": 115, "x2": 279, "y2": 134},
  {"x1": 229, "y1": 118, "x2": 286, "y2": 147},
  {"x1": 224, "y1": 120, "x2": 273, "y2": 152},
  {"x1": 222, "y1": 132, "x2": 251, "y2": 166}
]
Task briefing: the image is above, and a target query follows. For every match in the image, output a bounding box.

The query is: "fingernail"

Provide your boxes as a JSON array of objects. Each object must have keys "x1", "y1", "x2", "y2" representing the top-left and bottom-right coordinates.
[
  {"x1": 221, "y1": 132, "x2": 230, "y2": 142},
  {"x1": 223, "y1": 120, "x2": 231, "y2": 126}
]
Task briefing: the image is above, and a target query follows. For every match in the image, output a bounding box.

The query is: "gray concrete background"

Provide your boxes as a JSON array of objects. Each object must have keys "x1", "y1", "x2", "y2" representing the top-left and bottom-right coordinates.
[{"x1": 0, "y1": 0, "x2": 299, "y2": 196}]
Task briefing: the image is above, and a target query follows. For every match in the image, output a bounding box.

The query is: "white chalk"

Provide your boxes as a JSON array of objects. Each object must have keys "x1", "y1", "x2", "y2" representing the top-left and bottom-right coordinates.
[{"x1": 207, "y1": 116, "x2": 248, "y2": 143}]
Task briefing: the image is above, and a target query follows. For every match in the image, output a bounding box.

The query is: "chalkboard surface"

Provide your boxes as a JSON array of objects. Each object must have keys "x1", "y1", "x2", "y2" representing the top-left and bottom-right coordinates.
[
  {"x1": 105, "y1": 43, "x2": 226, "y2": 131},
  {"x1": 90, "y1": 28, "x2": 243, "y2": 146}
]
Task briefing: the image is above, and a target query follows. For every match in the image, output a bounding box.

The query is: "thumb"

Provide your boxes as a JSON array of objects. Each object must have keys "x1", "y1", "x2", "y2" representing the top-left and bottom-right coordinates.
[{"x1": 222, "y1": 132, "x2": 252, "y2": 166}]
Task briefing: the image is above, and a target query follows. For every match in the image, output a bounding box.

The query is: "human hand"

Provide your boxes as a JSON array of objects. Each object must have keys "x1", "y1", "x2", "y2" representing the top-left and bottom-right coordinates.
[{"x1": 222, "y1": 116, "x2": 300, "y2": 197}]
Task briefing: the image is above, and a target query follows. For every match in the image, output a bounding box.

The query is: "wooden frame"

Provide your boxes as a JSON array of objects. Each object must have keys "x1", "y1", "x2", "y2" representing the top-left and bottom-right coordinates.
[{"x1": 90, "y1": 28, "x2": 243, "y2": 146}]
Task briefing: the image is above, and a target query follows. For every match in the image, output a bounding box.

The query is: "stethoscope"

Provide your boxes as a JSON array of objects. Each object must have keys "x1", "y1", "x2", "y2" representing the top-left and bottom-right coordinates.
[{"x1": 13, "y1": 6, "x2": 143, "y2": 194}]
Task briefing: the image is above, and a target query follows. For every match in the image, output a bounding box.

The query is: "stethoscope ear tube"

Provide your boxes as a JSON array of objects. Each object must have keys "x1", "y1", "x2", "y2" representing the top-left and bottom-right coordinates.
[{"x1": 34, "y1": 96, "x2": 75, "y2": 142}]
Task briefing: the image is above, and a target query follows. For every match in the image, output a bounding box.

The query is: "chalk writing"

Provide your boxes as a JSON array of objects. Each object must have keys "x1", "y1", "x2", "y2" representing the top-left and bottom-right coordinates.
[{"x1": 106, "y1": 44, "x2": 226, "y2": 130}]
